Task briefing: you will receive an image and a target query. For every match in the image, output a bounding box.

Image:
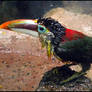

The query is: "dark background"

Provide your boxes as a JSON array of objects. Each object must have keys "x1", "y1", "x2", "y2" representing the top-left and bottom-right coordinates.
[{"x1": 0, "y1": 1, "x2": 92, "y2": 23}]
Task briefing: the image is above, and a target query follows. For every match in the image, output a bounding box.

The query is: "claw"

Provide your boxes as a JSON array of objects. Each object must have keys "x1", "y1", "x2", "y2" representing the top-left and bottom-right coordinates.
[{"x1": 53, "y1": 69, "x2": 59, "y2": 74}]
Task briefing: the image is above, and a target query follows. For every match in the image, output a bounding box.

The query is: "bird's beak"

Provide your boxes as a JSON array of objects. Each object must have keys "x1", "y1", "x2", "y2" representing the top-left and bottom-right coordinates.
[{"x1": 0, "y1": 19, "x2": 39, "y2": 37}]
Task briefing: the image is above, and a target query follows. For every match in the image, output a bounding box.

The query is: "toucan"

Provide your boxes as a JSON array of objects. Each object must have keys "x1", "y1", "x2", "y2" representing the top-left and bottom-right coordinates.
[{"x1": 0, "y1": 17, "x2": 92, "y2": 85}]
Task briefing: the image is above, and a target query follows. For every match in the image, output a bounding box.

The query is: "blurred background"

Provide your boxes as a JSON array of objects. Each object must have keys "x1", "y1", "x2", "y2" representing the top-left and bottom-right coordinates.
[{"x1": 0, "y1": 1, "x2": 92, "y2": 23}]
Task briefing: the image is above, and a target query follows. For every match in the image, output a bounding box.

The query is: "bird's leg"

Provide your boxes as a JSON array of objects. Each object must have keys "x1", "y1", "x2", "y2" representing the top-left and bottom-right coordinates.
[{"x1": 60, "y1": 71, "x2": 86, "y2": 85}]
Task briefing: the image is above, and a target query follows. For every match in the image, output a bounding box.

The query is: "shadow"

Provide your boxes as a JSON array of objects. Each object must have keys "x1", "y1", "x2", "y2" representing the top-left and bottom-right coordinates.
[{"x1": 36, "y1": 64, "x2": 92, "y2": 91}]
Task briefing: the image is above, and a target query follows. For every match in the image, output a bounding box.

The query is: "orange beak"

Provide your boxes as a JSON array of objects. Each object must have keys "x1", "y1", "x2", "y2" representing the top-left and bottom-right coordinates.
[{"x1": 0, "y1": 19, "x2": 39, "y2": 37}]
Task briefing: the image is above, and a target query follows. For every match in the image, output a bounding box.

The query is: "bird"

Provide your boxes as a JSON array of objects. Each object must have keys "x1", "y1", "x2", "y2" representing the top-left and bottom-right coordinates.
[{"x1": 0, "y1": 17, "x2": 92, "y2": 85}]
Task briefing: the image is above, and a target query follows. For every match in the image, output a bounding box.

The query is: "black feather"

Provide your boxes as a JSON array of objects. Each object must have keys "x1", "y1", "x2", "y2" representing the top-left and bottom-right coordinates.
[
  {"x1": 37, "y1": 17, "x2": 66, "y2": 46},
  {"x1": 54, "y1": 36, "x2": 92, "y2": 63}
]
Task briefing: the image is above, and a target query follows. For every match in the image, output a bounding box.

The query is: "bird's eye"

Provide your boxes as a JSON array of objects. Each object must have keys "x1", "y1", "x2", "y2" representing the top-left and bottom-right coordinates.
[
  {"x1": 40, "y1": 27, "x2": 44, "y2": 31},
  {"x1": 38, "y1": 25, "x2": 46, "y2": 33}
]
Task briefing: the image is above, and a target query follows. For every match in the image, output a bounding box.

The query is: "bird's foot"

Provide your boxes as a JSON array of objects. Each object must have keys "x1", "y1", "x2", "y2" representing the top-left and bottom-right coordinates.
[{"x1": 60, "y1": 72, "x2": 86, "y2": 85}]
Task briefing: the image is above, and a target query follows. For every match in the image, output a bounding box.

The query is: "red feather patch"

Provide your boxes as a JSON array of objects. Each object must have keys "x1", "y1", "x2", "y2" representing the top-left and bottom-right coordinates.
[{"x1": 62, "y1": 28, "x2": 85, "y2": 42}]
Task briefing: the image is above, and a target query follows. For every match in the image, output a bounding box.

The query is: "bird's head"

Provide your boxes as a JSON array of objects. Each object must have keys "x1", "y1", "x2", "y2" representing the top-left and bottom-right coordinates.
[
  {"x1": 37, "y1": 17, "x2": 66, "y2": 59},
  {"x1": 0, "y1": 18, "x2": 66, "y2": 60}
]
